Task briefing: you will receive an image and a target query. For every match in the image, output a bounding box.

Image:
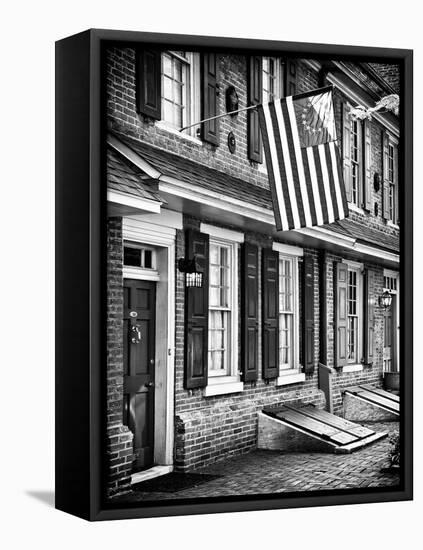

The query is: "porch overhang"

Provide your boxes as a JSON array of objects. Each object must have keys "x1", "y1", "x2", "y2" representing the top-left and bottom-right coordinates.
[{"x1": 107, "y1": 132, "x2": 399, "y2": 269}]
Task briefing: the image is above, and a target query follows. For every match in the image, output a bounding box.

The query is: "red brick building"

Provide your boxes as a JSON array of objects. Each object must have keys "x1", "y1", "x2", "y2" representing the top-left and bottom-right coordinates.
[{"x1": 105, "y1": 47, "x2": 400, "y2": 498}]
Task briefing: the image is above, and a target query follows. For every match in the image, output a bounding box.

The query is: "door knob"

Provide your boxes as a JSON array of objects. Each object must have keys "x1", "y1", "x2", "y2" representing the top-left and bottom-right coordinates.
[{"x1": 145, "y1": 382, "x2": 154, "y2": 388}]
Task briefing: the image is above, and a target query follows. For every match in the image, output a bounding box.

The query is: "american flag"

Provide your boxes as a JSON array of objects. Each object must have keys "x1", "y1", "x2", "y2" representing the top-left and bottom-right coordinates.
[{"x1": 257, "y1": 86, "x2": 348, "y2": 231}]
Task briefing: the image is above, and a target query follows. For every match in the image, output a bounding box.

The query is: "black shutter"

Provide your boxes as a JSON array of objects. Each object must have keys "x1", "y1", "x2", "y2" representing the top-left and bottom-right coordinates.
[
  {"x1": 342, "y1": 102, "x2": 352, "y2": 203},
  {"x1": 201, "y1": 53, "x2": 220, "y2": 145},
  {"x1": 363, "y1": 269, "x2": 375, "y2": 365},
  {"x1": 363, "y1": 119, "x2": 372, "y2": 211},
  {"x1": 247, "y1": 55, "x2": 263, "y2": 163},
  {"x1": 262, "y1": 248, "x2": 279, "y2": 379},
  {"x1": 184, "y1": 229, "x2": 209, "y2": 389},
  {"x1": 382, "y1": 130, "x2": 390, "y2": 220},
  {"x1": 335, "y1": 262, "x2": 348, "y2": 368},
  {"x1": 241, "y1": 243, "x2": 259, "y2": 381},
  {"x1": 302, "y1": 255, "x2": 315, "y2": 374},
  {"x1": 135, "y1": 49, "x2": 161, "y2": 120},
  {"x1": 285, "y1": 60, "x2": 297, "y2": 96}
]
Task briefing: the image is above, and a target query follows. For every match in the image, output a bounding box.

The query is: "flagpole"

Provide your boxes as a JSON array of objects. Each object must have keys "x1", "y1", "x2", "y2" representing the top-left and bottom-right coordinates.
[
  {"x1": 179, "y1": 104, "x2": 258, "y2": 133},
  {"x1": 179, "y1": 84, "x2": 335, "y2": 133}
]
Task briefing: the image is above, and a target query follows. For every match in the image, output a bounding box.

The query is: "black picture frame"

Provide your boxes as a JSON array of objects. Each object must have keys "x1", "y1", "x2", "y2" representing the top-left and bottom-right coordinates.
[{"x1": 55, "y1": 29, "x2": 413, "y2": 521}]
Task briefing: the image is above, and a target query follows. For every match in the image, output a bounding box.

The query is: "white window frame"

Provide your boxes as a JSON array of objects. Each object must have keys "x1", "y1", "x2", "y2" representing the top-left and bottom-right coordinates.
[
  {"x1": 350, "y1": 117, "x2": 363, "y2": 209},
  {"x1": 259, "y1": 57, "x2": 284, "y2": 174},
  {"x1": 386, "y1": 135, "x2": 399, "y2": 226},
  {"x1": 158, "y1": 51, "x2": 201, "y2": 142},
  {"x1": 272, "y1": 243, "x2": 304, "y2": 386},
  {"x1": 345, "y1": 260, "x2": 363, "y2": 369},
  {"x1": 200, "y1": 224, "x2": 243, "y2": 397},
  {"x1": 122, "y1": 241, "x2": 160, "y2": 282}
]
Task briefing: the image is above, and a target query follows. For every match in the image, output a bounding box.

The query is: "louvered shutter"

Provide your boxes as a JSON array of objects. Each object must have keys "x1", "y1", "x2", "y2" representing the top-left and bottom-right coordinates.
[
  {"x1": 184, "y1": 229, "x2": 209, "y2": 389},
  {"x1": 135, "y1": 49, "x2": 161, "y2": 120},
  {"x1": 262, "y1": 248, "x2": 279, "y2": 379},
  {"x1": 335, "y1": 262, "x2": 348, "y2": 367},
  {"x1": 285, "y1": 60, "x2": 297, "y2": 96},
  {"x1": 393, "y1": 143, "x2": 399, "y2": 224},
  {"x1": 363, "y1": 120, "x2": 372, "y2": 211},
  {"x1": 342, "y1": 102, "x2": 352, "y2": 203},
  {"x1": 241, "y1": 243, "x2": 259, "y2": 381},
  {"x1": 201, "y1": 53, "x2": 220, "y2": 145},
  {"x1": 247, "y1": 55, "x2": 263, "y2": 163},
  {"x1": 363, "y1": 269, "x2": 375, "y2": 365},
  {"x1": 382, "y1": 130, "x2": 390, "y2": 220},
  {"x1": 302, "y1": 255, "x2": 315, "y2": 374}
]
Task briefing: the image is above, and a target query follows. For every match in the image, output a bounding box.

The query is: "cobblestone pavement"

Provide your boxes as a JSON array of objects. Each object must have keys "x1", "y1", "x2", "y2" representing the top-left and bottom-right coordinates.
[{"x1": 118, "y1": 422, "x2": 400, "y2": 503}]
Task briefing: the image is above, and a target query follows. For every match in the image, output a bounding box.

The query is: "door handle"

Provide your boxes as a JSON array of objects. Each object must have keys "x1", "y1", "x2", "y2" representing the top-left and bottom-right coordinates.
[
  {"x1": 131, "y1": 324, "x2": 141, "y2": 344},
  {"x1": 144, "y1": 381, "x2": 154, "y2": 388}
]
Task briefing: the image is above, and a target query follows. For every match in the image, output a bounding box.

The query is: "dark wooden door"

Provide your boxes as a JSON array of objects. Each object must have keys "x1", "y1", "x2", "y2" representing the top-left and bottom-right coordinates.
[
  {"x1": 383, "y1": 295, "x2": 397, "y2": 373},
  {"x1": 123, "y1": 279, "x2": 156, "y2": 471}
]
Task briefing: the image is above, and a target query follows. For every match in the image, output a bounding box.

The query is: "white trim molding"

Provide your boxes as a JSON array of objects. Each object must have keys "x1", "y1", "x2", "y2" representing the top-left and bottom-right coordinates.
[
  {"x1": 276, "y1": 372, "x2": 306, "y2": 386},
  {"x1": 107, "y1": 190, "x2": 162, "y2": 214},
  {"x1": 200, "y1": 223, "x2": 245, "y2": 243},
  {"x1": 107, "y1": 134, "x2": 162, "y2": 179},
  {"x1": 273, "y1": 241, "x2": 304, "y2": 257},
  {"x1": 342, "y1": 364, "x2": 364, "y2": 373}
]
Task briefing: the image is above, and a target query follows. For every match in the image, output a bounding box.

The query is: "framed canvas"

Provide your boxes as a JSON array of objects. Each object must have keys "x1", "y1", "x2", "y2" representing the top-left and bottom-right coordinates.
[{"x1": 55, "y1": 29, "x2": 413, "y2": 521}]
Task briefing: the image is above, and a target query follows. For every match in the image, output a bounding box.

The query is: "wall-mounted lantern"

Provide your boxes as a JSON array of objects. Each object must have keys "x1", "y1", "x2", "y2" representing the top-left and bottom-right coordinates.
[
  {"x1": 379, "y1": 290, "x2": 393, "y2": 309},
  {"x1": 178, "y1": 257, "x2": 203, "y2": 288}
]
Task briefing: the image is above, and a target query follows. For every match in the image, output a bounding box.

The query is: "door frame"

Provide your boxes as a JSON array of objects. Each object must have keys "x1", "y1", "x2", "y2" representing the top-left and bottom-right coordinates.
[
  {"x1": 383, "y1": 269, "x2": 400, "y2": 372},
  {"x1": 122, "y1": 211, "x2": 181, "y2": 467}
]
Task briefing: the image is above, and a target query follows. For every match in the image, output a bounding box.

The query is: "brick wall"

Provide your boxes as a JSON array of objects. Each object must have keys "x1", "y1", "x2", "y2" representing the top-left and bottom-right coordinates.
[
  {"x1": 174, "y1": 216, "x2": 325, "y2": 471},
  {"x1": 323, "y1": 250, "x2": 385, "y2": 414},
  {"x1": 106, "y1": 217, "x2": 134, "y2": 498},
  {"x1": 105, "y1": 49, "x2": 399, "y2": 475}
]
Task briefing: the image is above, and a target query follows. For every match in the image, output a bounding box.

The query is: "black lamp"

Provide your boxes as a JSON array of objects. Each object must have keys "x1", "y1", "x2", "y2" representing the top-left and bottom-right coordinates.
[
  {"x1": 379, "y1": 290, "x2": 393, "y2": 309},
  {"x1": 178, "y1": 257, "x2": 203, "y2": 288}
]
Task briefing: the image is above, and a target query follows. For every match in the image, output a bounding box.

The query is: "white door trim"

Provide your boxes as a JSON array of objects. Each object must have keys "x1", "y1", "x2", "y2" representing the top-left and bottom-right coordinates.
[{"x1": 123, "y1": 216, "x2": 176, "y2": 467}]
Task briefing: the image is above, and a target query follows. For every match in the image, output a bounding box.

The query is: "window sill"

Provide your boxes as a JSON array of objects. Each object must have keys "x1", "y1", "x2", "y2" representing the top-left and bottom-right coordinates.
[
  {"x1": 155, "y1": 121, "x2": 203, "y2": 145},
  {"x1": 386, "y1": 220, "x2": 400, "y2": 230},
  {"x1": 276, "y1": 372, "x2": 306, "y2": 386},
  {"x1": 203, "y1": 381, "x2": 243, "y2": 397},
  {"x1": 348, "y1": 203, "x2": 366, "y2": 215},
  {"x1": 342, "y1": 364, "x2": 363, "y2": 373}
]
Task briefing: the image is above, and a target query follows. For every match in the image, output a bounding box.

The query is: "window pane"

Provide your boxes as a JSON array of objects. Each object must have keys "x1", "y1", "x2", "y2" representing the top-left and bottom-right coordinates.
[{"x1": 124, "y1": 247, "x2": 141, "y2": 267}]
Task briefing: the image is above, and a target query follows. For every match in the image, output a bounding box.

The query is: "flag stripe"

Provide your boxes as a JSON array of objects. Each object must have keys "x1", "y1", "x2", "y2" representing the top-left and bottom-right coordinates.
[
  {"x1": 324, "y1": 143, "x2": 340, "y2": 221},
  {"x1": 312, "y1": 146, "x2": 329, "y2": 224},
  {"x1": 286, "y1": 96, "x2": 313, "y2": 227},
  {"x1": 318, "y1": 144, "x2": 335, "y2": 223},
  {"x1": 259, "y1": 103, "x2": 288, "y2": 231},
  {"x1": 268, "y1": 103, "x2": 295, "y2": 229},
  {"x1": 305, "y1": 147, "x2": 324, "y2": 226},
  {"x1": 332, "y1": 140, "x2": 349, "y2": 214},
  {"x1": 281, "y1": 100, "x2": 306, "y2": 227},
  {"x1": 273, "y1": 100, "x2": 301, "y2": 229},
  {"x1": 301, "y1": 148, "x2": 318, "y2": 226},
  {"x1": 257, "y1": 88, "x2": 348, "y2": 231}
]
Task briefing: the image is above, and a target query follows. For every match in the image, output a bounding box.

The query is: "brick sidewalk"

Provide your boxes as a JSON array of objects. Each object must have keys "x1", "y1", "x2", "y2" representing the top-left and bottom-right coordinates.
[{"x1": 117, "y1": 422, "x2": 400, "y2": 503}]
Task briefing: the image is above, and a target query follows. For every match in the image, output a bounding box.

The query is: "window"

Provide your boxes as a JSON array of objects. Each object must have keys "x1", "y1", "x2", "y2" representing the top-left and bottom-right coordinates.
[
  {"x1": 260, "y1": 57, "x2": 284, "y2": 171},
  {"x1": 161, "y1": 51, "x2": 200, "y2": 137},
  {"x1": 387, "y1": 143, "x2": 398, "y2": 223},
  {"x1": 201, "y1": 224, "x2": 243, "y2": 396},
  {"x1": 208, "y1": 241, "x2": 232, "y2": 377},
  {"x1": 347, "y1": 266, "x2": 362, "y2": 364},
  {"x1": 278, "y1": 253, "x2": 300, "y2": 375},
  {"x1": 350, "y1": 118, "x2": 363, "y2": 208},
  {"x1": 123, "y1": 243, "x2": 155, "y2": 269},
  {"x1": 262, "y1": 57, "x2": 284, "y2": 103}
]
